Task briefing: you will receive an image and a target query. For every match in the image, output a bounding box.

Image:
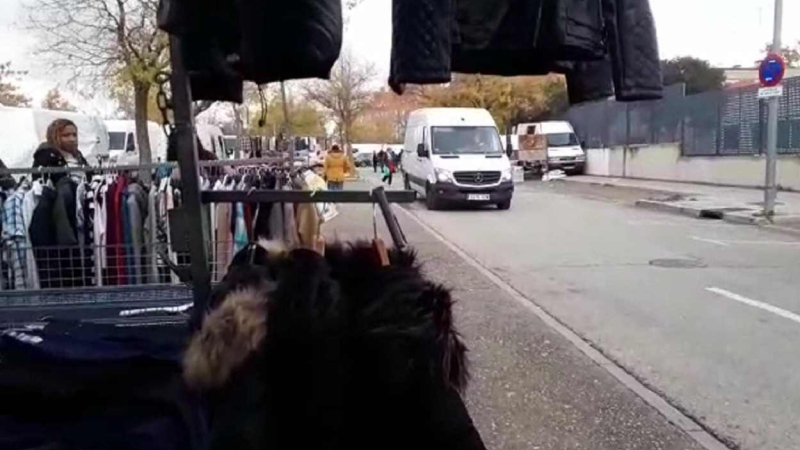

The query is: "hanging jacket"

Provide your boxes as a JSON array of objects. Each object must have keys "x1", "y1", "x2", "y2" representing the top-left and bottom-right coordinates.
[
  {"x1": 157, "y1": 0, "x2": 342, "y2": 101},
  {"x1": 389, "y1": 0, "x2": 662, "y2": 104},
  {"x1": 185, "y1": 241, "x2": 485, "y2": 450}
]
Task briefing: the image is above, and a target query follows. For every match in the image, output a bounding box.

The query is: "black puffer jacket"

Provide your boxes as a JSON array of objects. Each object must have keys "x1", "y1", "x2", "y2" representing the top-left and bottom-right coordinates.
[
  {"x1": 158, "y1": 0, "x2": 342, "y2": 102},
  {"x1": 186, "y1": 241, "x2": 485, "y2": 450},
  {"x1": 32, "y1": 143, "x2": 89, "y2": 184},
  {"x1": 390, "y1": 0, "x2": 662, "y2": 104}
]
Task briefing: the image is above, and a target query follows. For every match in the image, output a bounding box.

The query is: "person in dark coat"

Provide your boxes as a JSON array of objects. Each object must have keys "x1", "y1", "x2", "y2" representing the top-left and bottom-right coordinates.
[
  {"x1": 29, "y1": 119, "x2": 90, "y2": 288},
  {"x1": 32, "y1": 119, "x2": 90, "y2": 183}
]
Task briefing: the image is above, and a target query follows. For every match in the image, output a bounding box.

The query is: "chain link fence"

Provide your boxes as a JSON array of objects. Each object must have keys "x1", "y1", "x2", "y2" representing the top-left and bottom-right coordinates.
[{"x1": 563, "y1": 77, "x2": 800, "y2": 156}]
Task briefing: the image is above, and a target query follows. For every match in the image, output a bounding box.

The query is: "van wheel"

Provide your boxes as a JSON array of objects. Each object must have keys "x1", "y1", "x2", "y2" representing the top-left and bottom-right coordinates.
[
  {"x1": 403, "y1": 172, "x2": 412, "y2": 190},
  {"x1": 497, "y1": 199, "x2": 512, "y2": 210},
  {"x1": 426, "y1": 184, "x2": 441, "y2": 210}
]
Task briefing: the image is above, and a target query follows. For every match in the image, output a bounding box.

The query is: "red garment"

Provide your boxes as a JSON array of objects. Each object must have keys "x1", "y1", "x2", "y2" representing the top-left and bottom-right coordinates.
[{"x1": 105, "y1": 177, "x2": 128, "y2": 285}]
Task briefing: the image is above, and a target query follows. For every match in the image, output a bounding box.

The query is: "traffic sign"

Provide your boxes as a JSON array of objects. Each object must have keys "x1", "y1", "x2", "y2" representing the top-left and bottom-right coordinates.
[
  {"x1": 758, "y1": 85, "x2": 784, "y2": 99},
  {"x1": 759, "y1": 53, "x2": 786, "y2": 87}
]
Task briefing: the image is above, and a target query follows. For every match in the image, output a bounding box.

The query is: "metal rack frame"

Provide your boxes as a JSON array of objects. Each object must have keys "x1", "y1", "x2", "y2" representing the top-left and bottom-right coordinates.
[{"x1": 166, "y1": 36, "x2": 415, "y2": 326}]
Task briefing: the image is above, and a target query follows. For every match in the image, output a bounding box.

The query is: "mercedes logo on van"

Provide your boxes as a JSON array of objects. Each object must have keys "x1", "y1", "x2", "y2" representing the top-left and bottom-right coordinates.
[{"x1": 474, "y1": 173, "x2": 484, "y2": 184}]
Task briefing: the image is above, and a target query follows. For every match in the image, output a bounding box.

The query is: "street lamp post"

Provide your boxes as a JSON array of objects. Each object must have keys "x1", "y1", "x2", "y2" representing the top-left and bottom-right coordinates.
[{"x1": 764, "y1": 0, "x2": 783, "y2": 218}]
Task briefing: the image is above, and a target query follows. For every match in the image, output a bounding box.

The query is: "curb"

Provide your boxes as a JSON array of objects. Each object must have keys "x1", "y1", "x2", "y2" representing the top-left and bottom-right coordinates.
[{"x1": 635, "y1": 200, "x2": 800, "y2": 236}]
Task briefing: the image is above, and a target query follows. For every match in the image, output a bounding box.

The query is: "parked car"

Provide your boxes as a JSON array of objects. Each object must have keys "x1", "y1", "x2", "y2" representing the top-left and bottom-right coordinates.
[
  {"x1": 401, "y1": 108, "x2": 514, "y2": 210},
  {"x1": 354, "y1": 152, "x2": 373, "y2": 167}
]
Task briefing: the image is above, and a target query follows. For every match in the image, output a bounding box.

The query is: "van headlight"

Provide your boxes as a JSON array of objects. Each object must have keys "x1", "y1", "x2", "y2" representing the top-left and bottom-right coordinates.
[
  {"x1": 435, "y1": 168, "x2": 455, "y2": 183},
  {"x1": 501, "y1": 168, "x2": 513, "y2": 182}
]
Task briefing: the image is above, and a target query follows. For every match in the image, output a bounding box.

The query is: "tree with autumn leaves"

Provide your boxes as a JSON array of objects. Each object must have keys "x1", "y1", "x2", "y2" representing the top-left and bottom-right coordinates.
[{"x1": 418, "y1": 75, "x2": 568, "y2": 133}]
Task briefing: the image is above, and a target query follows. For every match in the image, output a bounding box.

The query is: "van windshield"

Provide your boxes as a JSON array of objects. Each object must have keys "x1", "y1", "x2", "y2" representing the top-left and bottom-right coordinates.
[
  {"x1": 546, "y1": 133, "x2": 580, "y2": 147},
  {"x1": 108, "y1": 132, "x2": 126, "y2": 151},
  {"x1": 432, "y1": 126, "x2": 503, "y2": 155}
]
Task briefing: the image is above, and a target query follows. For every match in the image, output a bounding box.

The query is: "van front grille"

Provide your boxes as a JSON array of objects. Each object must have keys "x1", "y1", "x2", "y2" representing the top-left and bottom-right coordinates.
[{"x1": 454, "y1": 171, "x2": 501, "y2": 185}]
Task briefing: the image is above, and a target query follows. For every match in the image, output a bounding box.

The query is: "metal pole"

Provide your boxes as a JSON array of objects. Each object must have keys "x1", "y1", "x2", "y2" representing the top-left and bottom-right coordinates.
[
  {"x1": 764, "y1": 0, "x2": 783, "y2": 218},
  {"x1": 168, "y1": 35, "x2": 211, "y2": 327}
]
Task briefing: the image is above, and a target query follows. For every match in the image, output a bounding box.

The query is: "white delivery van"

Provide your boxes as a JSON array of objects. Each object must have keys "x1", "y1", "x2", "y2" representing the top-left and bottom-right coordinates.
[
  {"x1": 106, "y1": 120, "x2": 168, "y2": 164},
  {"x1": 401, "y1": 108, "x2": 514, "y2": 210},
  {"x1": 513, "y1": 121, "x2": 585, "y2": 174}
]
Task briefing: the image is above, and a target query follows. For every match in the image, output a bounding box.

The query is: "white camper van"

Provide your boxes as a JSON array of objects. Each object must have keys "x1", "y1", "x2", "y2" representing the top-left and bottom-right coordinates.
[
  {"x1": 0, "y1": 106, "x2": 109, "y2": 168},
  {"x1": 106, "y1": 120, "x2": 168, "y2": 164},
  {"x1": 401, "y1": 108, "x2": 514, "y2": 210},
  {"x1": 513, "y1": 121, "x2": 585, "y2": 174}
]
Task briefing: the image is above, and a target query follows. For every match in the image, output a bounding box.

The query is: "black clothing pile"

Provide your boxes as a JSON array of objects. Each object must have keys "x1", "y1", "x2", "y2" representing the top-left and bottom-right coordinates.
[
  {"x1": 185, "y1": 240, "x2": 486, "y2": 450},
  {"x1": 0, "y1": 321, "x2": 207, "y2": 450},
  {"x1": 391, "y1": 0, "x2": 663, "y2": 103},
  {"x1": 158, "y1": 0, "x2": 661, "y2": 106}
]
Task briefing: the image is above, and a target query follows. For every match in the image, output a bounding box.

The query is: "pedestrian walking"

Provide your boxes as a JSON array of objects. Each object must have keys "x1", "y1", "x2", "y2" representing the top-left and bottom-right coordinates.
[
  {"x1": 323, "y1": 144, "x2": 352, "y2": 191},
  {"x1": 382, "y1": 158, "x2": 395, "y2": 186},
  {"x1": 377, "y1": 149, "x2": 386, "y2": 172},
  {"x1": 372, "y1": 152, "x2": 378, "y2": 173}
]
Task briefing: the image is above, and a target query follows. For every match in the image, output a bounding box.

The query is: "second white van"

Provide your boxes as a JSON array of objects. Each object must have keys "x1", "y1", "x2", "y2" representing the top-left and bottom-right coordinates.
[{"x1": 401, "y1": 108, "x2": 514, "y2": 210}]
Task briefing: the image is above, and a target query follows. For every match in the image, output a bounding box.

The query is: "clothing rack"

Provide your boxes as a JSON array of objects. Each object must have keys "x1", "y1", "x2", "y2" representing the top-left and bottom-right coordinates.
[
  {"x1": 0, "y1": 157, "x2": 290, "y2": 176},
  {"x1": 167, "y1": 36, "x2": 415, "y2": 324}
]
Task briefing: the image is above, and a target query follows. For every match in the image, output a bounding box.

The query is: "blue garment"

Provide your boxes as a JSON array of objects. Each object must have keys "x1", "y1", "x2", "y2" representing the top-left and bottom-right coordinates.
[
  {"x1": 1, "y1": 188, "x2": 29, "y2": 289},
  {"x1": 233, "y1": 203, "x2": 248, "y2": 253},
  {"x1": 0, "y1": 321, "x2": 208, "y2": 450}
]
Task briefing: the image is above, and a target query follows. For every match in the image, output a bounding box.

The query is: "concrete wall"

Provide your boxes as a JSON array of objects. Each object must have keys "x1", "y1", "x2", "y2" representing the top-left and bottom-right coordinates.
[{"x1": 585, "y1": 143, "x2": 800, "y2": 191}]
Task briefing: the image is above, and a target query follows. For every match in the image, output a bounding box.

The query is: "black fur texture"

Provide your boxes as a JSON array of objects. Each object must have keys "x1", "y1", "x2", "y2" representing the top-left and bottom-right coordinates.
[{"x1": 186, "y1": 241, "x2": 484, "y2": 450}]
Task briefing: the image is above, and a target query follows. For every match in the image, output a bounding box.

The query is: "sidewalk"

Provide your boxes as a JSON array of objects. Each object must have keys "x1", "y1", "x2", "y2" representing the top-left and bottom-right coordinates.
[
  {"x1": 320, "y1": 177, "x2": 712, "y2": 450},
  {"x1": 562, "y1": 175, "x2": 800, "y2": 230}
]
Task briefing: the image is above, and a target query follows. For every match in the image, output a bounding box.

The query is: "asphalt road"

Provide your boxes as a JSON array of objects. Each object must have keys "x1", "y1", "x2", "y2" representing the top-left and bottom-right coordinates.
[{"x1": 360, "y1": 169, "x2": 800, "y2": 450}]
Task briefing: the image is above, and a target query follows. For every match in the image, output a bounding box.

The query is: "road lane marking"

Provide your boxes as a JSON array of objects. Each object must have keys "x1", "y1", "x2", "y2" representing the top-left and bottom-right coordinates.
[
  {"x1": 692, "y1": 237, "x2": 800, "y2": 247},
  {"x1": 706, "y1": 287, "x2": 800, "y2": 325},
  {"x1": 691, "y1": 236, "x2": 730, "y2": 247},
  {"x1": 396, "y1": 205, "x2": 730, "y2": 450},
  {"x1": 722, "y1": 239, "x2": 800, "y2": 246}
]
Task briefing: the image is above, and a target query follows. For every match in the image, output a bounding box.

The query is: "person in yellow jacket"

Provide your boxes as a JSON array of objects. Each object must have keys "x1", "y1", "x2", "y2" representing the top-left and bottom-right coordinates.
[{"x1": 323, "y1": 144, "x2": 353, "y2": 191}]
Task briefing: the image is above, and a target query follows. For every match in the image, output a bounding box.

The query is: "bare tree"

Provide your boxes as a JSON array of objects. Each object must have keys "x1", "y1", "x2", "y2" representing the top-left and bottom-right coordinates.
[
  {"x1": 26, "y1": 0, "x2": 169, "y2": 176},
  {"x1": 41, "y1": 88, "x2": 78, "y2": 111},
  {"x1": 304, "y1": 53, "x2": 376, "y2": 153},
  {"x1": 0, "y1": 62, "x2": 32, "y2": 107}
]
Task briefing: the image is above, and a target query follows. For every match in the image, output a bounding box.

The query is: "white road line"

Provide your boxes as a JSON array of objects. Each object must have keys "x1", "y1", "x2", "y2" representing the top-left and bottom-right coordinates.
[
  {"x1": 691, "y1": 236, "x2": 730, "y2": 247},
  {"x1": 723, "y1": 240, "x2": 800, "y2": 246},
  {"x1": 706, "y1": 287, "x2": 800, "y2": 325}
]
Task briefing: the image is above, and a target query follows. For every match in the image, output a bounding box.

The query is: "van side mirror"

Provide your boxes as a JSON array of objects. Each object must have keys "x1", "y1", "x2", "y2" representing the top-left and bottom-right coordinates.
[
  {"x1": 417, "y1": 143, "x2": 429, "y2": 158},
  {"x1": 581, "y1": 141, "x2": 587, "y2": 149},
  {"x1": 506, "y1": 142, "x2": 513, "y2": 158}
]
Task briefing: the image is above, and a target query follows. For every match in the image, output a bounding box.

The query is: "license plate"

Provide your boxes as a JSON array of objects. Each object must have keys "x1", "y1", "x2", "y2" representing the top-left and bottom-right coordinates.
[{"x1": 467, "y1": 194, "x2": 491, "y2": 201}]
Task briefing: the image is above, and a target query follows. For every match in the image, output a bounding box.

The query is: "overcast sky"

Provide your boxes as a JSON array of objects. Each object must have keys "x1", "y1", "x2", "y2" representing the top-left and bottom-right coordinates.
[{"x1": 2, "y1": 0, "x2": 797, "y2": 107}]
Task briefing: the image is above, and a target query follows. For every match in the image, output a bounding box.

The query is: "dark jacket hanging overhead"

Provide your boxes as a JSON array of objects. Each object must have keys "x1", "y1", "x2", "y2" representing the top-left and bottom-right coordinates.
[
  {"x1": 389, "y1": 0, "x2": 663, "y2": 104},
  {"x1": 157, "y1": 0, "x2": 343, "y2": 102},
  {"x1": 238, "y1": 0, "x2": 343, "y2": 84}
]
